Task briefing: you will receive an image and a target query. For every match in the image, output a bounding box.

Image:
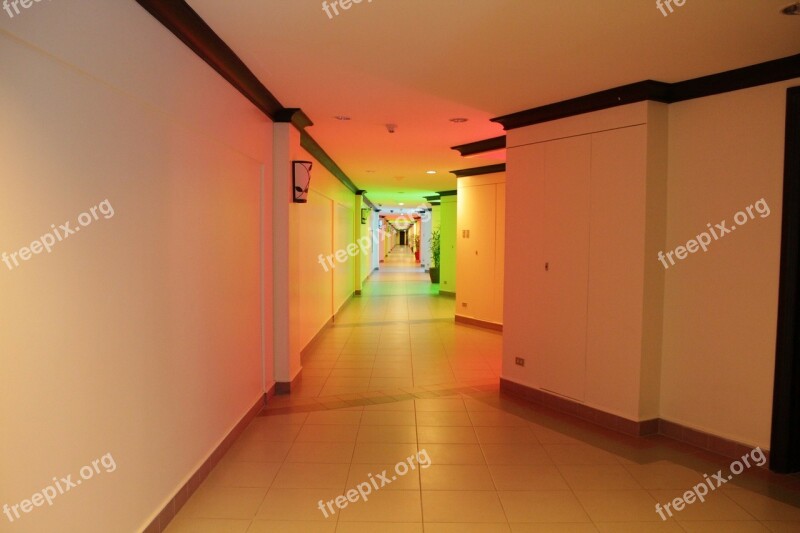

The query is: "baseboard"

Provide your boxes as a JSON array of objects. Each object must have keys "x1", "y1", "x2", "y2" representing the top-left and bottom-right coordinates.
[
  {"x1": 455, "y1": 314, "x2": 503, "y2": 331},
  {"x1": 439, "y1": 290, "x2": 456, "y2": 297},
  {"x1": 500, "y1": 378, "x2": 657, "y2": 436},
  {"x1": 355, "y1": 289, "x2": 362, "y2": 295},
  {"x1": 276, "y1": 370, "x2": 302, "y2": 395},
  {"x1": 658, "y1": 418, "x2": 770, "y2": 464},
  {"x1": 500, "y1": 378, "x2": 768, "y2": 461},
  {"x1": 143, "y1": 393, "x2": 265, "y2": 533}
]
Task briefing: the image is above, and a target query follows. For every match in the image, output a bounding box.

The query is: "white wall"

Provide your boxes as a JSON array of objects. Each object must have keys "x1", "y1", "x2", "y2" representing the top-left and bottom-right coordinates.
[
  {"x1": 288, "y1": 147, "x2": 354, "y2": 373},
  {"x1": 660, "y1": 79, "x2": 799, "y2": 449},
  {"x1": 0, "y1": 3, "x2": 269, "y2": 531}
]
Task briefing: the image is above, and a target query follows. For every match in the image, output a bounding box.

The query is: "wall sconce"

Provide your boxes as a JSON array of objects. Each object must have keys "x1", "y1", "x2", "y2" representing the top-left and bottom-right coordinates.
[
  {"x1": 361, "y1": 208, "x2": 371, "y2": 224},
  {"x1": 292, "y1": 161, "x2": 312, "y2": 203}
]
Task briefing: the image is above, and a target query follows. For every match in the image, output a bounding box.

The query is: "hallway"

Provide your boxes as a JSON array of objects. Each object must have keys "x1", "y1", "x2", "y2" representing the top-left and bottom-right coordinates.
[{"x1": 164, "y1": 254, "x2": 800, "y2": 532}]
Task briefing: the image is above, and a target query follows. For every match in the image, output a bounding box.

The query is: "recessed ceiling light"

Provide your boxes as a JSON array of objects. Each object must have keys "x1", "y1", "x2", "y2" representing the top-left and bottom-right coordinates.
[
  {"x1": 426, "y1": 170, "x2": 437, "y2": 174},
  {"x1": 335, "y1": 115, "x2": 351, "y2": 121},
  {"x1": 449, "y1": 118, "x2": 469, "y2": 123},
  {"x1": 399, "y1": 203, "x2": 405, "y2": 206},
  {"x1": 782, "y1": 2, "x2": 800, "y2": 14}
]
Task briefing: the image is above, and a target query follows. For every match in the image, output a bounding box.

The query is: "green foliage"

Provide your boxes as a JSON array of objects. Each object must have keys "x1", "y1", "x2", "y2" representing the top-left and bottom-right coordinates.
[{"x1": 430, "y1": 229, "x2": 441, "y2": 268}]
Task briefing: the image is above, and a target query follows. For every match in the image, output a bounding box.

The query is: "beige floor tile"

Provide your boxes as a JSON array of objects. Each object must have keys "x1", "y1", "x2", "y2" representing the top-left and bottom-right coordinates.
[
  {"x1": 225, "y1": 440, "x2": 293, "y2": 463},
  {"x1": 238, "y1": 423, "x2": 303, "y2": 443},
  {"x1": 348, "y1": 462, "x2": 421, "y2": 490},
  {"x1": 594, "y1": 523, "x2": 683, "y2": 532},
  {"x1": 724, "y1": 489, "x2": 800, "y2": 521},
  {"x1": 286, "y1": 441, "x2": 355, "y2": 463},
  {"x1": 649, "y1": 489, "x2": 756, "y2": 521},
  {"x1": 573, "y1": 490, "x2": 665, "y2": 522},
  {"x1": 421, "y1": 464, "x2": 496, "y2": 490},
  {"x1": 510, "y1": 524, "x2": 598, "y2": 532},
  {"x1": 246, "y1": 520, "x2": 336, "y2": 532},
  {"x1": 543, "y1": 444, "x2": 623, "y2": 466},
  {"x1": 254, "y1": 412, "x2": 309, "y2": 426},
  {"x1": 256, "y1": 488, "x2": 339, "y2": 521},
  {"x1": 305, "y1": 410, "x2": 363, "y2": 425},
  {"x1": 474, "y1": 426, "x2": 538, "y2": 444},
  {"x1": 416, "y1": 411, "x2": 473, "y2": 427},
  {"x1": 363, "y1": 399, "x2": 416, "y2": 411},
  {"x1": 338, "y1": 489, "x2": 422, "y2": 522},
  {"x1": 418, "y1": 426, "x2": 479, "y2": 444},
  {"x1": 558, "y1": 465, "x2": 643, "y2": 490},
  {"x1": 205, "y1": 461, "x2": 282, "y2": 488},
  {"x1": 164, "y1": 518, "x2": 251, "y2": 533},
  {"x1": 422, "y1": 490, "x2": 507, "y2": 523},
  {"x1": 528, "y1": 424, "x2": 586, "y2": 445},
  {"x1": 482, "y1": 444, "x2": 553, "y2": 465},
  {"x1": 357, "y1": 425, "x2": 417, "y2": 443},
  {"x1": 489, "y1": 465, "x2": 571, "y2": 491},
  {"x1": 622, "y1": 462, "x2": 705, "y2": 490},
  {"x1": 415, "y1": 399, "x2": 467, "y2": 412},
  {"x1": 678, "y1": 521, "x2": 771, "y2": 532},
  {"x1": 426, "y1": 524, "x2": 512, "y2": 533},
  {"x1": 295, "y1": 424, "x2": 360, "y2": 443},
  {"x1": 271, "y1": 462, "x2": 350, "y2": 489},
  {"x1": 762, "y1": 522, "x2": 800, "y2": 532},
  {"x1": 360, "y1": 410, "x2": 417, "y2": 426},
  {"x1": 180, "y1": 486, "x2": 268, "y2": 519},
  {"x1": 420, "y1": 444, "x2": 486, "y2": 464},
  {"x1": 335, "y1": 523, "x2": 423, "y2": 533},
  {"x1": 469, "y1": 411, "x2": 529, "y2": 427},
  {"x1": 499, "y1": 491, "x2": 591, "y2": 523},
  {"x1": 352, "y1": 442, "x2": 419, "y2": 464}
]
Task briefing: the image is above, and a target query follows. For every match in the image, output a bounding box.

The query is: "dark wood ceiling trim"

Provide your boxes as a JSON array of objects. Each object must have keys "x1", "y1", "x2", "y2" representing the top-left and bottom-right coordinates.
[
  {"x1": 437, "y1": 190, "x2": 458, "y2": 197},
  {"x1": 451, "y1": 163, "x2": 506, "y2": 178},
  {"x1": 670, "y1": 54, "x2": 800, "y2": 103},
  {"x1": 423, "y1": 195, "x2": 440, "y2": 201},
  {"x1": 136, "y1": 0, "x2": 364, "y2": 197},
  {"x1": 135, "y1": 0, "x2": 284, "y2": 120},
  {"x1": 492, "y1": 54, "x2": 800, "y2": 131},
  {"x1": 299, "y1": 132, "x2": 359, "y2": 194},
  {"x1": 492, "y1": 81, "x2": 671, "y2": 130},
  {"x1": 451, "y1": 136, "x2": 506, "y2": 157}
]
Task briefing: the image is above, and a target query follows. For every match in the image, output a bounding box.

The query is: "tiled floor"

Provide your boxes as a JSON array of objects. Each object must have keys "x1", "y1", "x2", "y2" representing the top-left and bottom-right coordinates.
[{"x1": 166, "y1": 247, "x2": 800, "y2": 532}]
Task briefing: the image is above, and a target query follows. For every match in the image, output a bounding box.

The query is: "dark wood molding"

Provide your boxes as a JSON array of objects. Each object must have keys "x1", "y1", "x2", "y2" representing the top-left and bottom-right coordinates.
[
  {"x1": 143, "y1": 394, "x2": 265, "y2": 533},
  {"x1": 451, "y1": 135, "x2": 506, "y2": 157},
  {"x1": 451, "y1": 163, "x2": 506, "y2": 178},
  {"x1": 671, "y1": 54, "x2": 800, "y2": 103},
  {"x1": 770, "y1": 85, "x2": 800, "y2": 474},
  {"x1": 135, "y1": 0, "x2": 363, "y2": 199},
  {"x1": 362, "y1": 196, "x2": 378, "y2": 211},
  {"x1": 455, "y1": 314, "x2": 503, "y2": 331},
  {"x1": 299, "y1": 132, "x2": 359, "y2": 194},
  {"x1": 424, "y1": 195, "x2": 440, "y2": 201},
  {"x1": 437, "y1": 190, "x2": 458, "y2": 197},
  {"x1": 492, "y1": 54, "x2": 800, "y2": 131},
  {"x1": 134, "y1": 0, "x2": 284, "y2": 120},
  {"x1": 276, "y1": 370, "x2": 302, "y2": 395},
  {"x1": 492, "y1": 80, "x2": 671, "y2": 130},
  {"x1": 501, "y1": 378, "x2": 771, "y2": 462}
]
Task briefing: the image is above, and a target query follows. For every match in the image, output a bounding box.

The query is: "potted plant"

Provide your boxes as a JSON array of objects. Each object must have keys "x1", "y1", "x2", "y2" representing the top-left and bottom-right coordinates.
[
  {"x1": 414, "y1": 234, "x2": 421, "y2": 262},
  {"x1": 429, "y1": 229, "x2": 440, "y2": 283}
]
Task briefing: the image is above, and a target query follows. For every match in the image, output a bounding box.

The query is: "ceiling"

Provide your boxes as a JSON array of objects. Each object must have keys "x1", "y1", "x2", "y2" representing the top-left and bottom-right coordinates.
[{"x1": 186, "y1": 0, "x2": 800, "y2": 208}]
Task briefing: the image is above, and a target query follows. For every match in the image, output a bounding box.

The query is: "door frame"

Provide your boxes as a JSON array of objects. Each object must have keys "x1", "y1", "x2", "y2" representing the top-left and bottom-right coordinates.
[{"x1": 770, "y1": 86, "x2": 800, "y2": 473}]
